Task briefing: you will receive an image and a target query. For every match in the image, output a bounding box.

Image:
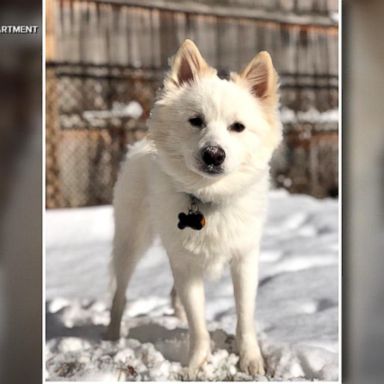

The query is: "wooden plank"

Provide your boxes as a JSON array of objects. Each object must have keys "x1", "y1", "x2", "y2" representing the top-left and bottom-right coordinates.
[
  {"x1": 263, "y1": 22, "x2": 281, "y2": 69},
  {"x1": 159, "y1": 11, "x2": 179, "y2": 67},
  {"x1": 237, "y1": 18, "x2": 257, "y2": 70},
  {"x1": 105, "y1": 4, "x2": 115, "y2": 64},
  {"x1": 192, "y1": 14, "x2": 217, "y2": 67},
  {"x1": 127, "y1": 7, "x2": 141, "y2": 67},
  {"x1": 111, "y1": 4, "x2": 128, "y2": 65},
  {"x1": 216, "y1": 17, "x2": 239, "y2": 70},
  {"x1": 46, "y1": 0, "x2": 56, "y2": 61},
  {"x1": 328, "y1": 29, "x2": 338, "y2": 76},
  {"x1": 150, "y1": 8, "x2": 162, "y2": 67},
  {"x1": 138, "y1": 9, "x2": 153, "y2": 67},
  {"x1": 276, "y1": 24, "x2": 295, "y2": 74},
  {"x1": 174, "y1": 11, "x2": 187, "y2": 47},
  {"x1": 61, "y1": 0, "x2": 72, "y2": 61},
  {"x1": 278, "y1": 0, "x2": 296, "y2": 13},
  {"x1": 91, "y1": 0, "x2": 337, "y2": 27},
  {"x1": 82, "y1": 2, "x2": 100, "y2": 63}
]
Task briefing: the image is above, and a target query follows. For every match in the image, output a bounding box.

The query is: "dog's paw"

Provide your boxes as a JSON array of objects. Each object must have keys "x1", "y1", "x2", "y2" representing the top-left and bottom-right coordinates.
[
  {"x1": 239, "y1": 346, "x2": 265, "y2": 376},
  {"x1": 187, "y1": 339, "x2": 211, "y2": 379}
]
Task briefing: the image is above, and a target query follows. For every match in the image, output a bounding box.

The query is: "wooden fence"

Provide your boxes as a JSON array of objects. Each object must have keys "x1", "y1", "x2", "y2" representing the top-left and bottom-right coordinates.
[{"x1": 46, "y1": 0, "x2": 339, "y2": 208}]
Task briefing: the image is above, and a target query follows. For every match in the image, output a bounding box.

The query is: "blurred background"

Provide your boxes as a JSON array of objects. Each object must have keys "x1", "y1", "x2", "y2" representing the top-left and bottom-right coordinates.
[
  {"x1": 46, "y1": 0, "x2": 338, "y2": 209},
  {"x1": 0, "y1": 1, "x2": 42, "y2": 384},
  {"x1": 343, "y1": 1, "x2": 384, "y2": 383}
]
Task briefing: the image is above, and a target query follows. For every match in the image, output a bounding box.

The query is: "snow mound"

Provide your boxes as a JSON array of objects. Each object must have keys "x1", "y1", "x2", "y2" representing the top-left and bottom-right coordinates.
[
  {"x1": 46, "y1": 190, "x2": 339, "y2": 381},
  {"x1": 46, "y1": 299, "x2": 337, "y2": 381}
]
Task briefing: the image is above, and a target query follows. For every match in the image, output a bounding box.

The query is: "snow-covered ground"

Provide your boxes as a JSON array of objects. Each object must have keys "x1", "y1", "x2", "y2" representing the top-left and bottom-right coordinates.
[{"x1": 45, "y1": 190, "x2": 339, "y2": 382}]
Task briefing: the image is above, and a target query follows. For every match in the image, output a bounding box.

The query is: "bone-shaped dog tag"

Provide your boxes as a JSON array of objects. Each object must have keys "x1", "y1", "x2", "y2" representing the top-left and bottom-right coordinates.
[{"x1": 177, "y1": 211, "x2": 206, "y2": 230}]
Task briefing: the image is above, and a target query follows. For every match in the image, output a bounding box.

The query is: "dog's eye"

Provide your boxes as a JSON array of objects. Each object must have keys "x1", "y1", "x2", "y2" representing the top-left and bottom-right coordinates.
[
  {"x1": 188, "y1": 115, "x2": 205, "y2": 128},
  {"x1": 230, "y1": 122, "x2": 245, "y2": 132}
]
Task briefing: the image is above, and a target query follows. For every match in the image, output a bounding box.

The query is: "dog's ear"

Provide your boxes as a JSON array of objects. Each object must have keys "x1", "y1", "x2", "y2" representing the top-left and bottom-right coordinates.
[
  {"x1": 168, "y1": 39, "x2": 209, "y2": 87},
  {"x1": 240, "y1": 51, "x2": 278, "y2": 106}
]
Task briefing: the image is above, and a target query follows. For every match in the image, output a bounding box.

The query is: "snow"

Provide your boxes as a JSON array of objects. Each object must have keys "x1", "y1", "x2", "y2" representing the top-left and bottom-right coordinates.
[
  {"x1": 82, "y1": 101, "x2": 143, "y2": 125},
  {"x1": 280, "y1": 107, "x2": 339, "y2": 127},
  {"x1": 45, "y1": 190, "x2": 339, "y2": 381}
]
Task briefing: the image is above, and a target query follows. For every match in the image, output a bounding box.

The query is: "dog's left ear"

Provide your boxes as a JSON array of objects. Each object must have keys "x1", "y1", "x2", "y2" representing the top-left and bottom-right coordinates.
[
  {"x1": 240, "y1": 51, "x2": 278, "y2": 107},
  {"x1": 168, "y1": 39, "x2": 210, "y2": 87}
]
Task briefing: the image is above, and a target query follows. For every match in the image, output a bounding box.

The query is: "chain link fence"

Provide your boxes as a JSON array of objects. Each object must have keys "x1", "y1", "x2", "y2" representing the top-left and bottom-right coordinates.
[
  {"x1": 46, "y1": 63, "x2": 162, "y2": 208},
  {"x1": 46, "y1": 63, "x2": 338, "y2": 208}
]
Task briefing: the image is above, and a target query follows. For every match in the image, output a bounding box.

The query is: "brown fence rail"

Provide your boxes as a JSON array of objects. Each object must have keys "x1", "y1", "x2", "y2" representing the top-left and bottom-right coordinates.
[
  {"x1": 46, "y1": 0, "x2": 338, "y2": 208},
  {"x1": 50, "y1": 0, "x2": 338, "y2": 75}
]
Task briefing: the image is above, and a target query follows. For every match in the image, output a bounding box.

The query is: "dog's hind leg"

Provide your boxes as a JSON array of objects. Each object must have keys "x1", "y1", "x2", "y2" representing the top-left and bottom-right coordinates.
[
  {"x1": 105, "y1": 193, "x2": 153, "y2": 340},
  {"x1": 105, "y1": 241, "x2": 141, "y2": 341},
  {"x1": 170, "y1": 285, "x2": 187, "y2": 322},
  {"x1": 106, "y1": 222, "x2": 153, "y2": 340}
]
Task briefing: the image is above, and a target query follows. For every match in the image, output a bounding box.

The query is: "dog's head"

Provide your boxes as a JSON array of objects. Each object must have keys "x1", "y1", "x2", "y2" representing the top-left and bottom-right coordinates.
[{"x1": 149, "y1": 40, "x2": 282, "y2": 201}]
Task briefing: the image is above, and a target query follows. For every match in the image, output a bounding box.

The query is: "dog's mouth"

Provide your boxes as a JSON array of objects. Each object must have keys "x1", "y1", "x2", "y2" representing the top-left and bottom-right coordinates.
[
  {"x1": 190, "y1": 155, "x2": 225, "y2": 178},
  {"x1": 193, "y1": 162, "x2": 225, "y2": 177},
  {"x1": 200, "y1": 164, "x2": 224, "y2": 176}
]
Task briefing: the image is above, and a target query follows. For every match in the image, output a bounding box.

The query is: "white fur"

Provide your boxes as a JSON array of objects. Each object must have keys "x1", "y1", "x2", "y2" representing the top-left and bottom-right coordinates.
[{"x1": 106, "y1": 41, "x2": 282, "y2": 378}]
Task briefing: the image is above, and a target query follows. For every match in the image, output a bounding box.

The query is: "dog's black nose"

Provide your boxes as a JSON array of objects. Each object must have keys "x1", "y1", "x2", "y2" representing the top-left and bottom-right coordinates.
[{"x1": 201, "y1": 145, "x2": 226, "y2": 166}]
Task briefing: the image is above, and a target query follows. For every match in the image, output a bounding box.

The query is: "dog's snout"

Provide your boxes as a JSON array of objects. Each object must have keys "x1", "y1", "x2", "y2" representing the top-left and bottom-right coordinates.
[{"x1": 201, "y1": 145, "x2": 226, "y2": 167}]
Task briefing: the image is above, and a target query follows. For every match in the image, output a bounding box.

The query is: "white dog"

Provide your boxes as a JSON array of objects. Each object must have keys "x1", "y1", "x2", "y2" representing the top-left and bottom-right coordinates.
[{"x1": 106, "y1": 39, "x2": 282, "y2": 377}]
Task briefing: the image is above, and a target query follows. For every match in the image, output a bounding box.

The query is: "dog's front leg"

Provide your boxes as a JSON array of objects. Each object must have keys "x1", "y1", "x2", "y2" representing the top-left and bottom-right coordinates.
[
  {"x1": 171, "y1": 261, "x2": 210, "y2": 378},
  {"x1": 231, "y1": 253, "x2": 265, "y2": 376}
]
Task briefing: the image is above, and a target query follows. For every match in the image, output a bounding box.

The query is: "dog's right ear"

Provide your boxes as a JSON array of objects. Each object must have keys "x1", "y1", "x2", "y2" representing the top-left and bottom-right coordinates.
[
  {"x1": 167, "y1": 39, "x2": 209, "y2": 87},
  {"x1": 240, "y1": 51, "x2": 279, "y2": 108}
]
